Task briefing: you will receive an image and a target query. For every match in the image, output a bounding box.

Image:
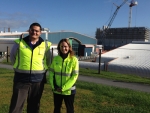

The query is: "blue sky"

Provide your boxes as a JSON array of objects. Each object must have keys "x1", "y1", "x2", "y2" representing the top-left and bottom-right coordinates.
[{"x1": 0, "y1": 0, "x2": 149, "y2": 37}]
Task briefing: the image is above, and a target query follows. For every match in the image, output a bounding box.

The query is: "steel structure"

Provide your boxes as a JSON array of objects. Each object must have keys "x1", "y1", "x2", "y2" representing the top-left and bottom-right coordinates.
[
  {"x1": 128, "y1": 0, "x2": 138, "y2": 27},
  {"x1": 100, "y1": 0, "x2": 128, "y2": 45}
]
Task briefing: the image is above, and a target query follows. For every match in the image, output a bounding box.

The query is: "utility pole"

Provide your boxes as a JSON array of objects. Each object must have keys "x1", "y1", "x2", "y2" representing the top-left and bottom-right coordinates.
[{"x1": 98, "y1": 49, "x2": 101, "y2": 74}]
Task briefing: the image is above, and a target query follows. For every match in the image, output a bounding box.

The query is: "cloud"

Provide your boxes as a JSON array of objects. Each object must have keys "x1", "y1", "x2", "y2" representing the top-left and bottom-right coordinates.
[
  {"x1": 0, "y1": 19, "x2": 29, "y2": 28},
  {"x1": 0, "y1": 12, "x2": 39, "y2": 31}
]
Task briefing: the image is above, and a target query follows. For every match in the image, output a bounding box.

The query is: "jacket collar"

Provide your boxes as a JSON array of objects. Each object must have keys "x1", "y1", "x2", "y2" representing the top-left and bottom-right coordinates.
[{"x1": 23, "y1": 35, "x2": 44, "y2": 49}]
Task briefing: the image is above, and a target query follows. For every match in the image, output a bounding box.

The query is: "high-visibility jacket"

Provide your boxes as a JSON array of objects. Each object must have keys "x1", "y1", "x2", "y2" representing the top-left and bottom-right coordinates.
[
  {"x1": 11, "y1": 36, "x2": 51, "y2": 82},
  {"x1": 49, "y1": 54, "x2": 79, "y2": 95}
]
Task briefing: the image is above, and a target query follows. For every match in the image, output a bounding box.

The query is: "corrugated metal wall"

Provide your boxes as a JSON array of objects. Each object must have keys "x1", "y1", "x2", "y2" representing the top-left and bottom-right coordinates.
[
  {"x1": 0, "y1": 31, "x2": 97, "y2": 56},
  {"x1": 48, "y1": 32, "x2": 97, "y2": 45},
  {"x1": 24, "y1": 31, "x2": 97, "y2": 45}
]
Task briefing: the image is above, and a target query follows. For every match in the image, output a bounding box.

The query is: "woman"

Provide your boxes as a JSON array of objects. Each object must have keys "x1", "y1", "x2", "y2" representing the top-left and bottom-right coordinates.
[{"x1": 49, "y1": 38, "x2": 79, "y2": 113}]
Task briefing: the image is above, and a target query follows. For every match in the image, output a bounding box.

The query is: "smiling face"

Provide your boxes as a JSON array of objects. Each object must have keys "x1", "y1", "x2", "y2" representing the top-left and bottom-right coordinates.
[
  {"x1": 60, "y1": 41, "x2": 69, "y2": 54},
  {"x1": 29, "y1": 26, "x2": 41, "y2": 40}
]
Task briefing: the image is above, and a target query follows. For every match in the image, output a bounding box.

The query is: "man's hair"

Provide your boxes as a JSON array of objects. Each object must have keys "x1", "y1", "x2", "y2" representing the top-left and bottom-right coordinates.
[
  {"x1": 57, "y1": 38, "x2": 74, "y2": 57},
  {"x1": 29, "y1": 22, "x2": 42, "y2": 31}
]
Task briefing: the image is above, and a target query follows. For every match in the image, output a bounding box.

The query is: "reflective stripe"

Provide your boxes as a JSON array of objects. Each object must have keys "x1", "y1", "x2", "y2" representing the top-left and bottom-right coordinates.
[
  {"x1": 70, "y1": 86, "x2": 76, "y2": 90},
  {"x1": 49, "y1": 68, "x2": 54, "y2": 72},
  {"x1": 14, "y1": 68, "x2": 45, "y2": 74},
  {"x1": 49, "y1": 69, "x2": 79, "y2": 76},
  {"x1": 72, "y1": 70, "x2": 79, "y2": 74},
  {"x1": 55, "y1": 72, "x2": 71, "y2": 76}
]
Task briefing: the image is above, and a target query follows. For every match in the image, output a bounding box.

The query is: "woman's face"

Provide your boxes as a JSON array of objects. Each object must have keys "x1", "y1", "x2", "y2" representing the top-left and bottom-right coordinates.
[{"x1": 60, "y1": 41, "x2": 69, "y2": 54}]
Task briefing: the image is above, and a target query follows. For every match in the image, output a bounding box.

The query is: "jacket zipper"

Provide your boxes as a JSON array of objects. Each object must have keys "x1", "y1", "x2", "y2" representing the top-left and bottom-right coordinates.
[
  {"x1": 60, "y1": 59, "x2": 64, "y2": 94},
  {"x1": 65, "y1": 62, "x2": 68, "y2": 72},
  {"x1": 29, "y1": 49, "x2": 33, "y2": 82}
]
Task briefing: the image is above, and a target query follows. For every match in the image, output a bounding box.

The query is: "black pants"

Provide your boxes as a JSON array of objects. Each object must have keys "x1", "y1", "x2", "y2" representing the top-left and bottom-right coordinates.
[
  {"x1": 9, "y1": 81, "x2": 44, "y2": 113},
  {"x1": 53, "y1": 93, "x2": 75, "y2": 113}
]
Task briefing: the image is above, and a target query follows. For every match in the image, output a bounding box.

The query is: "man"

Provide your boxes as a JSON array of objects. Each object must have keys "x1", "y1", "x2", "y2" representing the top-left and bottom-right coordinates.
[{"x1": 9, "y1": 22, "x2": 51, "y2": 113}]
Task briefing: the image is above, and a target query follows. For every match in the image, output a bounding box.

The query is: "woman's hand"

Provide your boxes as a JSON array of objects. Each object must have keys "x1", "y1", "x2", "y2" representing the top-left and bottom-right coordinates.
[{"x1": 55, "y1": 88, "x2": 62, "y2": 92}]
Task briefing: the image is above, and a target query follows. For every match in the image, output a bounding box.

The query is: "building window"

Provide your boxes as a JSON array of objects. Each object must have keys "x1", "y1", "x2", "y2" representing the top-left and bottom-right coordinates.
[{"x1": 69, "y1": 39, "x2": 80, "y2": 56}]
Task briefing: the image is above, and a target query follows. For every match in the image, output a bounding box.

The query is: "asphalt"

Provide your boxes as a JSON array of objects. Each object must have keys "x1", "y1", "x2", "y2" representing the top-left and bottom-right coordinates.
[{"x1": 0, "y1": 63, "x2": 150, "y2": 93}]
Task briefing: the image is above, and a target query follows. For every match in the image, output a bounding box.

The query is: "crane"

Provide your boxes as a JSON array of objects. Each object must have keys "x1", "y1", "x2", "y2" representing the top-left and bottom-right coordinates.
[
  {"x1": 99, "y1": 0, "x2": 128, "y2": 45},
  {"x1": 107, "y1": 0, "x2": 128, "y2": 28},
  {"x1": 128, "y1": 0, "x2": 138, "y2": 27}
]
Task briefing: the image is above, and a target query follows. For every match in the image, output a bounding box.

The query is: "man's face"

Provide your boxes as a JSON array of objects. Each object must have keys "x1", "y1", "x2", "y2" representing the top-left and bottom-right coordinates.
[{"x1": 29, "y1": 26, "x2": 41, "y2": 39}]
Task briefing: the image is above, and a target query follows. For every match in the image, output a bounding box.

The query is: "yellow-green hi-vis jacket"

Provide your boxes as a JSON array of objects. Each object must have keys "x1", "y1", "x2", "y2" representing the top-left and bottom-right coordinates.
[
  {"x1": 13, "y1": 38, "x2": 51, "y2": 74},
  {"x1": 49, "y1": 54, "x2": 79, "y2": 95}
]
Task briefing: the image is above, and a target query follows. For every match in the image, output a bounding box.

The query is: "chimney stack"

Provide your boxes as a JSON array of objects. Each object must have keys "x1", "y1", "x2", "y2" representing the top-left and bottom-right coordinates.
[{"x1": 8, "y1": 27, "x2": 10, "y2": 32}]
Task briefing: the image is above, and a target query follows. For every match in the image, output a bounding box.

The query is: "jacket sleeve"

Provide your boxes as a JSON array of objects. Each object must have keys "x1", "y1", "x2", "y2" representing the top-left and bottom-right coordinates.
[
  {"x1": 49, "y1": 58, "x2": 55, "y2": 90},
  {"x1": 62, "y1": 57, "x2": 79, "y2": 92},
  {"x1": 10, "y1": 43, "x2": 19, "y2": 65},
  {"x1": 44, "y1": 42, "x2": 52, "y2": 70}
]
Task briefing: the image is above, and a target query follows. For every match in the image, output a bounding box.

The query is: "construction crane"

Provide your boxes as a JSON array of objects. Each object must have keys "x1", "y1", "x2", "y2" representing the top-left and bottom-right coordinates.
[
  {"x1": 128, "y1": 0, "x2": 138, "y2": 27},
  {"x1": 100, "y1": 0, "x2": 128, "y2": 45},
  {"x1": 107, "y1": 0, "x2": 128, "y2": 28}
]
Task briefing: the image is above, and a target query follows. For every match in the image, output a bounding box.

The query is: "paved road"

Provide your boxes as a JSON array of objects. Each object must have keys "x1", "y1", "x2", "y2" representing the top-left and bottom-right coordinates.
[
  {"x1": 0, "y1": 63, "x2": 13, "y2": 70},
  {"x1": 0, "y1": 63, "x2": 150, "y2": 93}
]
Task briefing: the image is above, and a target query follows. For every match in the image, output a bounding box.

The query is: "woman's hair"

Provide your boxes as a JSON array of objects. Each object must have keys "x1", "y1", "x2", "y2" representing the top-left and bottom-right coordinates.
[{"x1": 57, "y1": 38, "x2": 74, "y2": 57}]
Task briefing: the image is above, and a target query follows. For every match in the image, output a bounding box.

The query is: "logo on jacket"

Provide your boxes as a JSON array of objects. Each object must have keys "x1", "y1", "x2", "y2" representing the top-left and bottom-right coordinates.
[{"x1": 23, "y1": 46, "x2": 28, "y2": 48}]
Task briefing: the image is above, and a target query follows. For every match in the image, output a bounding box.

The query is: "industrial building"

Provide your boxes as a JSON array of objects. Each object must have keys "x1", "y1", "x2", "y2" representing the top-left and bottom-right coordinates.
[
  {"x1": 0, "y1": 31, "x2": 97, "y2": 57},
  {"x1": 79, "y1": 41, "x2": 150, "y2": 78},
  {"x1": 97, "y1": 27, "x2": 150, "y2": 50}
]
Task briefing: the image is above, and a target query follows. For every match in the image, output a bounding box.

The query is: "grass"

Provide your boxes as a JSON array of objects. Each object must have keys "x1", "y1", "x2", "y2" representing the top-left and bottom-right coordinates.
[
  {"x1": 79, "y1": 68, "x2": 150, "y2": 85},
  {"x1": 0, "y1": 68, "x2": 150, "y2": 113},
  {"x1": 1, "y1": 59, "x2": 150, "y2": 85}
]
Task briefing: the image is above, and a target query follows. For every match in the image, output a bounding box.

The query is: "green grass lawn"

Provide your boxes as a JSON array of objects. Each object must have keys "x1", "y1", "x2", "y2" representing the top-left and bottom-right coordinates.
[
  {"x1": 80, "y1": 68, "x2": 150, "y2": 85},
  {"x1": 0, "y1": 68, "x2": 150, "y2": 113},
  {"x1": 1, "y1": 59, "x2": 150, "y2": 85}
]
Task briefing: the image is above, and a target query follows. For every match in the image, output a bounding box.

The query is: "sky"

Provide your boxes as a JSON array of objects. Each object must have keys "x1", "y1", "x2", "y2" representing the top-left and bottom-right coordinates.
[{"x1": 0, "y1": 0, "x2": 149, "y2": 37}]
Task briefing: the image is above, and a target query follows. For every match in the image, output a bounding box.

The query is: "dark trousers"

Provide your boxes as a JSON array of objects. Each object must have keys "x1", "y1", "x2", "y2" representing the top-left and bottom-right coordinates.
[
  {"x1": 53, "y1": 93, "x2": 75, "y2": 113},
  {"x1": 9, "y1": 81, "x2": 44, "y2": 113}
]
